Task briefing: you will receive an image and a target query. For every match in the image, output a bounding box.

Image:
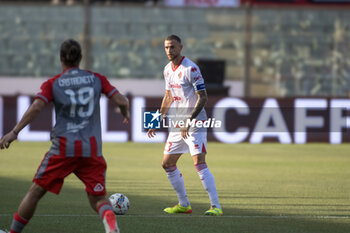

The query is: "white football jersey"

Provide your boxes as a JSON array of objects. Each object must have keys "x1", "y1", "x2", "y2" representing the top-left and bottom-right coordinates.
[{"x1": 164, "y1": 56, "x2": 207, "y2": 121}]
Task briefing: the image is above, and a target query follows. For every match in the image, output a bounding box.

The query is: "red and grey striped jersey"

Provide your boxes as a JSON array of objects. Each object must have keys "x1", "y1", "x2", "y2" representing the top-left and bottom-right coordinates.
[{"x1": 36, "y1": 67, "x2": 118, "y2": 157}]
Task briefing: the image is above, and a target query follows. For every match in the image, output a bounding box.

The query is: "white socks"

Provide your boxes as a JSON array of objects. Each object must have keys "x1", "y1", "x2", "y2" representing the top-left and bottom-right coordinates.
[
  {"x1": 195, "y1": 163, "x2": 221, "y2": 209},
  {"x1": 165, "y1": 163, "x2": 221, "y2": 209},
  {"x1": 165, "y1": 166, "x2": 190, "y2": 207}
]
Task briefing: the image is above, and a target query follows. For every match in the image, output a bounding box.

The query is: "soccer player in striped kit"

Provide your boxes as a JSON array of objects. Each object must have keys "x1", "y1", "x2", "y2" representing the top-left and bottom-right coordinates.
[
  {"x1": 0, "y1": 39, "x2": 129, "y2": 233},
  {"x1": 147, "y1": 35, "x2": 223, "y2": 216}
]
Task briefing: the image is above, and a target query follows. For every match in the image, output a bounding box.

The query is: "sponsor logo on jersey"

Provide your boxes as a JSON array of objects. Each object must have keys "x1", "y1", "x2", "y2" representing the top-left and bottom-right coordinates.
[
  {"x1": 173, "y1": 96, "x2": 182, "y2": 101},
  {"x1": 66, "y1": 120, "x2": 89, "y2": 133},
  {"x1": 169, "y1": 83, "x2": 182, "y2": 89},
  {"x1": 93, "y1": 183, "x2": 104, "y2": 192}
]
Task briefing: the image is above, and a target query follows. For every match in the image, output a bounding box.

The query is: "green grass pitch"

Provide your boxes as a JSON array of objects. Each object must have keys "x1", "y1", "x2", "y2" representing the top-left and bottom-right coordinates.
[{"x1": 0, "y1": 142, "x2": 350, "y2": 233}]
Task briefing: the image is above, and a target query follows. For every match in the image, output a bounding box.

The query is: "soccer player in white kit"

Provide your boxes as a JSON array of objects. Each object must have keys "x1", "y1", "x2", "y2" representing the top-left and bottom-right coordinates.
[{"x1": 147, "y1": 35, "x2": 223, "y2": 216}]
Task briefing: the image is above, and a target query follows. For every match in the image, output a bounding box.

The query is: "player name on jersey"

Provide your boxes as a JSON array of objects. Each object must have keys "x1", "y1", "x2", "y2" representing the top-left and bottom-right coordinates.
[{"x1": 58, "y1": 75, "x2": 95, "y2": 87}]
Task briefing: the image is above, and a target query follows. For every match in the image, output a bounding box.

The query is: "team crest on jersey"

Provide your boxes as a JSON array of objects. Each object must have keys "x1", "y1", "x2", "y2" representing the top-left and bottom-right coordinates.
[
  {"x1": 191, "y1": 67, "x2": 197, "y2": 72},
  {"x1": 93, "y1": 183, "x2": 104, "y2": 192}
]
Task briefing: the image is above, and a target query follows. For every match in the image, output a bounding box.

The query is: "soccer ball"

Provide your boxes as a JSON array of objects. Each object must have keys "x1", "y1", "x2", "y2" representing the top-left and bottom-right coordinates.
[{"x1": 109, "y1": 193, "x2": 130, "y2": 215}]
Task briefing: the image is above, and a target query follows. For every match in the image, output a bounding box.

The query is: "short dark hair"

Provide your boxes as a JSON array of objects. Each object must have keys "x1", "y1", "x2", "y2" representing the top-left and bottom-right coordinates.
[
  {"x1": 165, "y1": 34, "x2": 181, "y2": 44},
  {"x1": 60, "y1": 39, "x2": 82, "y2": 67}
]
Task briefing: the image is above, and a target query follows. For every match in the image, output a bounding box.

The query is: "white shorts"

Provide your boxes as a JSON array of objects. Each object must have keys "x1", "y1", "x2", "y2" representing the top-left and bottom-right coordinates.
[{"x1": 164, "y1": 129, "x2": 207, "y2": 156}]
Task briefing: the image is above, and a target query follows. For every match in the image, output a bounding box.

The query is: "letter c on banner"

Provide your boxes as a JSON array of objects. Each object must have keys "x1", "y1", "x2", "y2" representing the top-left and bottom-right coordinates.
[{"x1": 212, "y1": 98, "x2": 249, "y2": 143}]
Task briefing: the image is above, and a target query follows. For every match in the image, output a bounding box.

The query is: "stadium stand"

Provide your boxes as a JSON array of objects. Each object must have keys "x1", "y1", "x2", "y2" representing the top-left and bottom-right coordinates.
[{"x1": 0, "y1": 3, "x2": 349, "y2": 96}]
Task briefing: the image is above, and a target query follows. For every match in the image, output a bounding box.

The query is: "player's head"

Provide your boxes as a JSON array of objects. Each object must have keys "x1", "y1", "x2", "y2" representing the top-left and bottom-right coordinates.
[
  {"x1": 164, "y1": 35, "x2": 183, "y2": 62},
  {"x1": 60, "y1": 39, "x2": 82, "y2": 68}
]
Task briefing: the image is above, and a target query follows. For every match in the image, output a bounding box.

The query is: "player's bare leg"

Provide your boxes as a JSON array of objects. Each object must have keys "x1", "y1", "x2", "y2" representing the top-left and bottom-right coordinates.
[
  {"x1": 9, "y1": 183, "x2": 46, "y2": 233},
  {"x1": 162, "y1": 153, "x2": 192, "y2": 213},
  {"x1": 192, "y1": 153, "x2": 223, "y2": 216},
  {"x1": 88, "y1": 194, "x2": 120, "y2": 233}
]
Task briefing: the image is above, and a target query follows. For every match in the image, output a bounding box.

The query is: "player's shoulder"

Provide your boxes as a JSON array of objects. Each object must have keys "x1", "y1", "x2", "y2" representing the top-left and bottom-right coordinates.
[
  {"x1": 46, "y1": 73, "x2": 63, "y2": 85},
  {"x1": 86, "y1": 70, "x2": 108, "y2": 81},
  {"x1": 87, "y1": 70, "x2": 102, "y2": 77},
  {"x1": 181, "y1": 57, "x2": 201, "y2": 77},
  {"x1": 182, "y1": 57, "x2": 199, "y2": 70},
  {"x1": 52, "y1": 72, "x2": 64, "y2": 80}
]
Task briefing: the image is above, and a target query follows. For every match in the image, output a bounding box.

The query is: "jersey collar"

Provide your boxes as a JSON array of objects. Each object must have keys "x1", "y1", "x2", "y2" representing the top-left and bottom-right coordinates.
[
  {"x1": 62, "y1": 66, "x2": 80, "y2": 74},
  {"x1": 171, "y1": 56, "x2": 185, "y2": 72}
]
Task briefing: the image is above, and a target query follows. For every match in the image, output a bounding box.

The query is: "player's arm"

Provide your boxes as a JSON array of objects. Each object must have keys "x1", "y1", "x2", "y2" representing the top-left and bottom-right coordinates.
[
  {"x1": 147, "y1": 90, "x2": 173, "y2": 138},
  {"x1": 181, "y1": 90, "x2": 208, "y2": 139},
  {"x1": 160, "y1": 90, "x2": 173, "y2": 120},
  {"x1": 189, "y1": 90, "x2": 208, "y2": 121},
  {"x1": 0, "y1": 98, "x2": 46, "y2": 150},
  {"x1": 109, "y1": 92, "x2": 130, "y2": 124}
]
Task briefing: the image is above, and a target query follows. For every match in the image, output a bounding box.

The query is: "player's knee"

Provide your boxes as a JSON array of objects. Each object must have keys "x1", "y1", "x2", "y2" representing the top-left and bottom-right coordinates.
[
  {"x1": 162, "y1": 161, "x2": 175, "y2": 170},
  {"x1": 192, "y1": 153, "x2": 206, "y2": 166},
  {"x1": 161, "y1": 161, "x2": 168, "y2": 169}
]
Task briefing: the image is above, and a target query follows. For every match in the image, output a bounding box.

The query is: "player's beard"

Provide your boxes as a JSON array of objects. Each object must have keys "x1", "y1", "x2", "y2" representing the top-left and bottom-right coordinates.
[{"x1": 168, "y1": 53, "x2": 180, "y2": 62}]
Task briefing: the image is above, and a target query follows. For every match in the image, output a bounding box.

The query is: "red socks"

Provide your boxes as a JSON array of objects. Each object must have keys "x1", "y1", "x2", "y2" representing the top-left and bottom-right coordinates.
[{"x1": 10, "y1": 213, "x2": 29, "y2": 233}]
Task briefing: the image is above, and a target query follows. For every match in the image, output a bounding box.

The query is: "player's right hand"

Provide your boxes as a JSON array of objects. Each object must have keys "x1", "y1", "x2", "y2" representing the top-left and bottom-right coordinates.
[
  {"x1": 123, "y1": 112, "x2": 130, "y2": 124},
  {"x1": 147, "y1": 129, "x2": 157, "y2": 138},
  {"x1": 0, "y1": 131, "x2": 18, "y2": 150}
]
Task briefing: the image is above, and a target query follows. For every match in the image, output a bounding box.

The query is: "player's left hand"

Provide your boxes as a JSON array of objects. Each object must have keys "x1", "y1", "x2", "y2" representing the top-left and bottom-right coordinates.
[
  {"x1": 0, "y1": 131, "x2": 18, "y2": 150},
  {"x1": 147, "y1": 129, "x2": 157, "y2": 138}
]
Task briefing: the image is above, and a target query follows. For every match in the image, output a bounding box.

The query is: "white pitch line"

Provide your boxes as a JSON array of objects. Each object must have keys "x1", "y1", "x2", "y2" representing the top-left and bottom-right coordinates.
[{"x1": 0, "y1": 214, "x2": 349, "y2": 219}]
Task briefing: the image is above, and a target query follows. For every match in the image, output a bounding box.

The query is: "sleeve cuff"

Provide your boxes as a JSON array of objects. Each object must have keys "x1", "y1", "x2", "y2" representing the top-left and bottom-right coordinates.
[
  {"x1": 35, "y1": 94, "x2": 49, "y2": 103},
  {"x1": 107, "y1": 88, "x2": 119, "y2": 98}
]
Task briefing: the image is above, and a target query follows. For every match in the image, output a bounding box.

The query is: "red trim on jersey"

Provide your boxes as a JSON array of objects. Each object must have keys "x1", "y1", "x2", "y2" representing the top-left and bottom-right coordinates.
[
  {"x1": 75, "y1": 140, "x2": 82, "y2": 157},
  {"x1": 35, "y1": 95, "x2": 49, "y2": 104},
  {"x1": 90, "y1": 136, "x2": 97, "y2": 157},
  {"x1": 171, "y1": 56, "x2": 185, "y2": 72},
  {"x1": 89, "y1": 71, "x2": 119, "y2": 97},
  {"x1": 36, "y1": 73, "x2": 62, "y2": 103},
  {"x1": 59, "y1": 137, "x2": 66, "y2": 156},
  {"x1": 202, "y1": 144, "x2": 207, "y2": 153}
]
